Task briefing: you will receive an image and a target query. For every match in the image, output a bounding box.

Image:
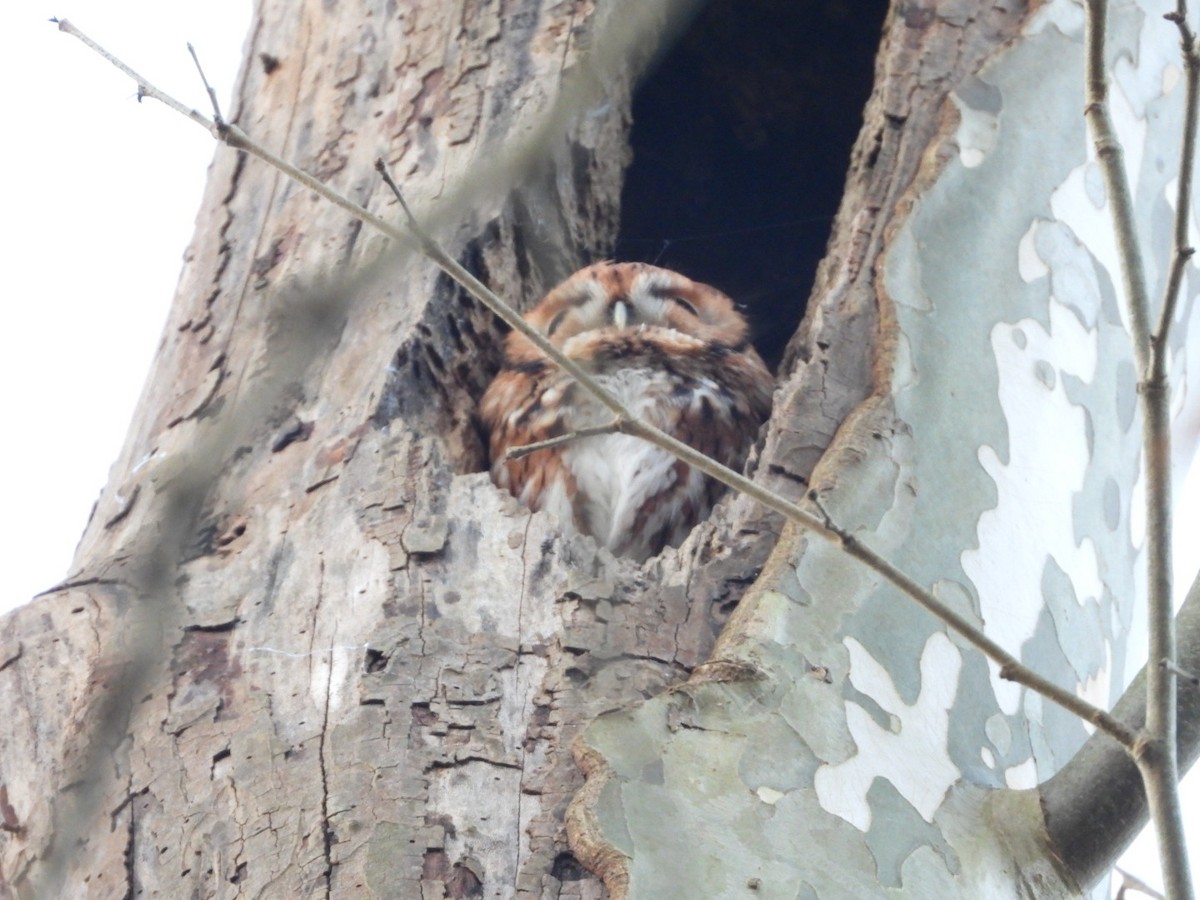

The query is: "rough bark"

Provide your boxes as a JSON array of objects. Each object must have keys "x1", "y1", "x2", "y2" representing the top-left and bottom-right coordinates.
[
  {"x1": 4, "y1": 0, "x2": 680, "y2": 895},
  {"x1": 1, "y1": 0, "x2": 1197, "y2": 898}
]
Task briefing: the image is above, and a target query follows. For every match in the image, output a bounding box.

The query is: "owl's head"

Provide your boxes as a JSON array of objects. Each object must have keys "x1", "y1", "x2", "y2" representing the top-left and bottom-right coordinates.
[{"x1": 511, "y1": 262, "x2": 752, "y2": 358}]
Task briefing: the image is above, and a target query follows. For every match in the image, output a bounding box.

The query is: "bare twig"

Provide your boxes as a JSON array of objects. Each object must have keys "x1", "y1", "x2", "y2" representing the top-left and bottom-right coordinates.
[
  {"x1": 1083, "y1": 1, "x2": 1155, "y2": 369},
  {"x1": 1083, "y1": 1, "x2": 1193, "y2": 896},
  {"x1": 1115, "y1": 866, "x2": 1167, "y2": 899},
  {"x1": 53, "y1": 18, "x2": 214, "y2": 131},
  {"x1": 505, "y1": 421, "x2": 626, "y2": 460},
  {"x1": 806, "y1": 489, "x2": 836, "y2": 530},
  {"x1": 1162, "y1": 658, "x2": 1200, "y2": 686},
  {"x1": 54, "y1": 20, "x2": 427, "y2": 262},
  {"x1": 1156, "y1": 7, "x2": 1200, "y2": 360},
  {"x1": 373, "y1": 158, "x2": 634, "y2": 423},
  {"x1": 57, "y1": 19, "x2": 1143, "y2": 755},
  {"x1": 186, "y1": 43, "x2": 223, "y2": 124}
]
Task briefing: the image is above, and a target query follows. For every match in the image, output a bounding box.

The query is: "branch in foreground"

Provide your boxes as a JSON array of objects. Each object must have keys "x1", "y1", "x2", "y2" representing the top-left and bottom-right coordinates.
[
  {"x1": 57, "y1": 19, "x2": 1139, "y2": 753},
  {"x1": 1082, "y1": 1, "x2": 1154, "y2": 369},
  {"x1": 1155, "y1": 6, "x2": 1200, "y2": 360},
  {"x1": 1164, "y1": 659, "x2": 1200, "y2": 686},
  {"x1": 186, "y1": 42, "x2": 223, "y2": 124},
  {"x1": 1117, "y1": 867, "x2": 1167, "y2": 900},
  {"x1": 504, "y1": 421, "x2": 625, "y2": 461},
  {"x1": 53, "y1": 20, "x2": 421, "y2": 258},
  {"x1": 1083, "y1": 1, "x2": 1192, "y2": 896}
]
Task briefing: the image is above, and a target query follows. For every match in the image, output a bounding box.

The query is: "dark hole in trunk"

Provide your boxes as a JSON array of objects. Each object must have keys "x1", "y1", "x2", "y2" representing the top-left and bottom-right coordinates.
[{"x1": 616, "y1": 0, "x2": 888, "y2": 371}]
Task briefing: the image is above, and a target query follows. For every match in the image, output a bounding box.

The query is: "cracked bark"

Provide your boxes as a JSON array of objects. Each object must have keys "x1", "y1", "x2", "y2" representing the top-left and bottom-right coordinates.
[{"x1": 3, "y1": 1, "x2": 708, "y2": 895}]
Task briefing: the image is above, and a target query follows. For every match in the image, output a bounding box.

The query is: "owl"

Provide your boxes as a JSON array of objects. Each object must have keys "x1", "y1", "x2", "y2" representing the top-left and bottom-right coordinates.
[{"x1": 479, "y1": 262, "x2": 774, "y2": 562}]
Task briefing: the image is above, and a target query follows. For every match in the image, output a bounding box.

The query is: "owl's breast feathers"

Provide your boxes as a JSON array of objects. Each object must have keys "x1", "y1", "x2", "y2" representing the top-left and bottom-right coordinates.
[{"x1": 479, "y1": 263, "x2": 774, "y2": 561}]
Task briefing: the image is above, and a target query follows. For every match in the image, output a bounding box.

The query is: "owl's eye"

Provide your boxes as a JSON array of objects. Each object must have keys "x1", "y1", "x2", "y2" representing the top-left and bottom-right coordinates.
[
  {"x1": 670, "y1": 297, "x2": 700, "y2": 318},
  {"x1": 546, "y1": 309, "x2": 569, "y2": 336}
]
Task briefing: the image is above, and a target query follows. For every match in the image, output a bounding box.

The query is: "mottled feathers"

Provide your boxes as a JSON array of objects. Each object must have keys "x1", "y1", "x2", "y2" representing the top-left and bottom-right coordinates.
[{"x1": 479, "y1": 262, "x2": 774, "y2": 562}]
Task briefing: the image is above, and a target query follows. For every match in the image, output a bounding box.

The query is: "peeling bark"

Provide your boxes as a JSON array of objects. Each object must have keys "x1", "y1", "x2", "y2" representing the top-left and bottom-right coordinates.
[{"x1": 569, "y1": 0, "x2": 1197, "y2": 897}]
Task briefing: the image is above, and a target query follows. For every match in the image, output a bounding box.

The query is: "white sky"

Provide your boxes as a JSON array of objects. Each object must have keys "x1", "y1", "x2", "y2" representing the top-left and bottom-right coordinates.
[
  {"x1": 1, "y1": 1, "x2": 248, "y2": 607},
  {"x1": 0, "y1": 2, "x2": 1193, "y2": 894}
]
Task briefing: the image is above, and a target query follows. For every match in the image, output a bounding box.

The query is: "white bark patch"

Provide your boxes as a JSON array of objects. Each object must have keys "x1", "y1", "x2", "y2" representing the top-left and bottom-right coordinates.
[
  {"x1": 1079, "y1": 639, "x2": 1114, "y2": 715},
  {"x1": 427, "y1": 760, "x2": 523, "y2": 886},
  {"x1": 1115, "y1": 1, "x2": 1179, "y2": 120},
  {"x1": 1163, "y1": 61, "x2": 1182, "y2": 95},
  {"x1": 1017, "y1": 221, "x2": 1049, "y2": 283},
  {"x1": 1024, "y1": 0, "x2": 1084, "y2": 37},
  {"x1": 755, "y1": 786, "x2": 785, "y2": 805},
  {"x1": 1004, "y1": 757, "x2": 1038, "y2": 790},
  {"x1": 962, "y1": 300, "x2": 1102, "y2": 715},
  {"x1": 951, "y1": 94, "x2": 998, "y2": 169},
  {"x1": 814, "y1": 632, "x2": 962, "y2": 830}
]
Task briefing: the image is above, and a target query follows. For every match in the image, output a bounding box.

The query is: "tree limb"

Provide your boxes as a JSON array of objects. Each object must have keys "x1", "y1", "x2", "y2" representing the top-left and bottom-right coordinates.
[
  {"x1": 1041, "y1": 567, "x2": 1200, "y2": 890},
  {"x1": 1083, "y1": 1, "x2": 1193, "y2": 894}
]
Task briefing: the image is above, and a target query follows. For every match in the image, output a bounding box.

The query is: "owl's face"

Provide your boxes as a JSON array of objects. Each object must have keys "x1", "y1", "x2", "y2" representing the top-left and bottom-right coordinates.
[{"x1": 506, "y1": 262, "x2": 750, "y2": 363}]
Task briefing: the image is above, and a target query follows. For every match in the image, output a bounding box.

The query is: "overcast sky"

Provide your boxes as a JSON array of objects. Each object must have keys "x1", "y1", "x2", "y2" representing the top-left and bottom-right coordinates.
[
  {"x1": 1, "y1": 2, "x2": 248, "y2": 607},
  {"x1": 0, "y1": 3, "x2": 1194, "y2": 893}
]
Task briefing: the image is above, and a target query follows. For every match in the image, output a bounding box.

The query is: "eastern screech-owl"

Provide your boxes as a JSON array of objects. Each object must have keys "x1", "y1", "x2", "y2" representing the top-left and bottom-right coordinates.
[{"x1": 479, "y1": 262, "x2": 774, "y2": 562}]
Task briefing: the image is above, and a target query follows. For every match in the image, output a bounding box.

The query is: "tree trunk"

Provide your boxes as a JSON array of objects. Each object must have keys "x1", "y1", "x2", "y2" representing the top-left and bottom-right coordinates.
[{"x1": 2, "y1": 0, "x2": 1197, "y2": 898}]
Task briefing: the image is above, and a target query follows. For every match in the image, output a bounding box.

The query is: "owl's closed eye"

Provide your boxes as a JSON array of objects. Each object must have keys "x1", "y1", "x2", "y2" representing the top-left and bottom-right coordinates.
[{"x1": 479, "y1": 261, "x2": 774, "y2": 562}]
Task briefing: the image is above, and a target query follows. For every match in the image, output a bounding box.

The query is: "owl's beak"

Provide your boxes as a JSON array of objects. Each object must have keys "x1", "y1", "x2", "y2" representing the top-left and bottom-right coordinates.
[{"x1": 612, "y1": 300, "x2": 629, "y2": 330}]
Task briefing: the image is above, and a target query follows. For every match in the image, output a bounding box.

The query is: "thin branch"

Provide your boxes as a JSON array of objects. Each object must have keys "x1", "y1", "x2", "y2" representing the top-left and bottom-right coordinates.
[
  {"x1": 1157, "y1": 244, "x2": 1197, "y2": 364},
  {"x1": 505, "y1": 421, "x2": 626, "y2": 460},
  {"x1": 1163, "y1": 658, "x2": 1200, "y2": 686},
  {"x1": 1155, "y1": 7, "x2": 1200, "y2": 365},
  {"x1": 186, "y1": 42, "x2": 223, "y2": 124},
  {"x1": 372, "y1": 158, "x2": 631, "y2": 423},
  {"x1": 805, "y1": 489, "x2": 837, "y2": 531},
  {"x1": 56, "y1": 19, "x2": 1142, "y2": 754},
  {"x1": 805, "y1": 490, "x2": 1141, "y2": 745},
  {"x1": 53, "y1": 18, "x2": 215, "y2": 131},
  {"x1": 1084, "y1": 1, "x2": 1157, "y2": 373},
  {"x1": 1041, "y1": 566, "x2": 1200, "y2": 889},
  {"x1": 1116, "y1": 866, "x2": 1167, "y2": 899},
  {"x1": 55, "y1": 20, "x2": 423, "y2": 260},
  {"x1": 639, "y1": 418, "x2": 1138, "y2": 743},
  {"x1": 1084, "y1": 1, "x2": 1192, "y2": 896},
  {"x1": 1138, "y1": 376, "x2": 1183, "y2": 896}
]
